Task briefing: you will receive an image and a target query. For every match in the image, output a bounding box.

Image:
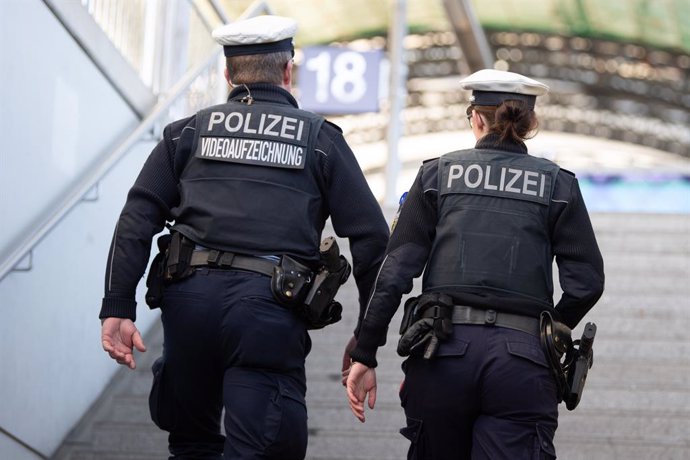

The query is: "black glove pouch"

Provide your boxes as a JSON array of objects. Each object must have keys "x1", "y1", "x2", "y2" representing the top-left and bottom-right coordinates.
[{"x1": 397, "y1": 292, "x2": 454, "y2": 358}]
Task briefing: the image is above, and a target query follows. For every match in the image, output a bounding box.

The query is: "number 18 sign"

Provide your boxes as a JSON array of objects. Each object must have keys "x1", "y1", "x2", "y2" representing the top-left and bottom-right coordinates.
[{"x1": 298, "y1": 46, "x2": 384, "y2": 114}]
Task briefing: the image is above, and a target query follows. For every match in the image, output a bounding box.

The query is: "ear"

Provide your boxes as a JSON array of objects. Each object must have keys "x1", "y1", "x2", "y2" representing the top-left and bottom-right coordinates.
[
  {"x1": 282, "y1": 59, "x2": 293, "y2": 87},
  {"x1": 474, "y1": 111, "x2": 487, "y2": 131},
  {"x1": 224, "y1": 67, "x2": 232, "y2": 86},
  {"x1": 472, "y1": 110, "x2": 484, "y2": 131}
]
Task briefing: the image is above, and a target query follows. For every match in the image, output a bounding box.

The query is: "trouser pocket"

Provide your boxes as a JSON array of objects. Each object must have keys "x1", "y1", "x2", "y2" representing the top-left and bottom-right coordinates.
[
  {"x1": 533, "y1": 423, "x2": 556, "y2": 460},
  {"x1": 224, "y1": 372, "x2": 308, "y2": 460},
  {"x1": 149, "y1": 357, "x2": 176, "y2": 431},
  {"x1": 400, "y1": 416, "x2": 430, "y2": 460}
]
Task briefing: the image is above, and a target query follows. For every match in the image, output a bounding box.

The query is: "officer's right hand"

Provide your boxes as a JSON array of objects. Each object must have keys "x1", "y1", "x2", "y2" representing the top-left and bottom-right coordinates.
[
  {"x1": 341, "y1": 335, "x2": 358, "y2": 386},
  {"x1": 101, "y1": 317, "x2": 147, "y2": 370},
  {"x1": 346, "y1": 362, "x2": 377, "y2": 423}
]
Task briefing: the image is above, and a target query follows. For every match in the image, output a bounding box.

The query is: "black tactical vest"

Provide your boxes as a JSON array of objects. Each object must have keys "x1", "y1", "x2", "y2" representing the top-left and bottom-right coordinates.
[
  {"x1": 171, "y1": 101, "x2": 325, "y2": 260},
  {"x1": 423, "y1": 149, "x2": 560, "y2": 310}
]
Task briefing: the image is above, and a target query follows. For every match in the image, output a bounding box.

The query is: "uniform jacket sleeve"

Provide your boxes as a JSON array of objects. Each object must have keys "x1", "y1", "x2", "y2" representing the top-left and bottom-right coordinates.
[
  {"x1": 316, "y1": 122, "x2": 390, "y2": 328},
  {"x1": 349, "y1": 163, "x2": 438, "y2": 367},
  {"x1": 99, "y1": 117, "x2": 195, "y2": 321},
  {"x1": 549, "y1": 171, "x2": 605, "y2": 328}
]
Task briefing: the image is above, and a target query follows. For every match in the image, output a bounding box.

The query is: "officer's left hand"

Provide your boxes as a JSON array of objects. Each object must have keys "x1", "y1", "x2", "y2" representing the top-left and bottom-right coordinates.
[
  {"x1": 101, "y1": 317, "x2": 147, "y2": 369},
  {"x1": 346, "y1": 362, "x2": 376, "y2": 423}
]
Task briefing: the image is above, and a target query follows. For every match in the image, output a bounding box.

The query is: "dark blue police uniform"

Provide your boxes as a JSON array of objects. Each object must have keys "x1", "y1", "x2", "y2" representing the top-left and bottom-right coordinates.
[
  {"x1": 100, "y1": 81, "x2": 389, "y2": 459},
  {"x1": 350, "y1": 131, "x2": 605, "y2": 459}
]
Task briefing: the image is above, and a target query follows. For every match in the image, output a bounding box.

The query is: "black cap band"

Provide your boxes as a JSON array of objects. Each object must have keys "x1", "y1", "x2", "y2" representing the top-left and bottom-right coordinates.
[
  {"x1": 223, "y1": 37, "x2": 294, "y2": 57},
  {"x1": 471, "y1": 91, "x2": 537, "y2": 109}
]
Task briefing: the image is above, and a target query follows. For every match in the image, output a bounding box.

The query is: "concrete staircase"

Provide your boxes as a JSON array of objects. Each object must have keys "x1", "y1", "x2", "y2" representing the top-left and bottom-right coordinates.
[{"x1": 52, "y1": 211, "x2": 690, "y2": 460}]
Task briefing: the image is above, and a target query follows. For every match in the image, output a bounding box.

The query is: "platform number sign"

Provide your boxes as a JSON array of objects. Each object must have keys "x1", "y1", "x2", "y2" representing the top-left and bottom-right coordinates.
[{"x1": 299, "y1": 46, "x2": 383, "y2": 114}]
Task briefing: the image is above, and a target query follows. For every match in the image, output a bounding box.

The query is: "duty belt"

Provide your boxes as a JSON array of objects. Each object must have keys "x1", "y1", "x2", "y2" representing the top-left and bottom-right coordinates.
[
  {"x1": 449, "y1": 305, "x2": 541, "y2": 337},
  {"x1": 189, "y1": 250, "x2": 276, "y2": 277}
]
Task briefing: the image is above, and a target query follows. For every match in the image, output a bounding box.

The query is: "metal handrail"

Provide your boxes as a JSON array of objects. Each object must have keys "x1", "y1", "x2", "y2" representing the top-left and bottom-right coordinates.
[
  {"x1": 0, "y1": 48, "x2": 221, "y2": 282},
  {"x1": 0, "y1": 1, "x2": 279, "y2": 282}
]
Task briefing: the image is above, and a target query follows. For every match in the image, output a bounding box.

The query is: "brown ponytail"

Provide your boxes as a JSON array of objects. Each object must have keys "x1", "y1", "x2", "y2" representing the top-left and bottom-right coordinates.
[{"x1": 473, "y1": 100, "x2": 538, "y2": 143}]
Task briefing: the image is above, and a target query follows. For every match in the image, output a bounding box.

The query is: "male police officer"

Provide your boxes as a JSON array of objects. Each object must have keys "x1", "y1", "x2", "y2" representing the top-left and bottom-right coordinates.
[
  {"x1": 346, "y1": 70, "x2": 604, "y2": 459},
  {"x1": 100, "y1": 15, "x2": 389, "y2": 460}
]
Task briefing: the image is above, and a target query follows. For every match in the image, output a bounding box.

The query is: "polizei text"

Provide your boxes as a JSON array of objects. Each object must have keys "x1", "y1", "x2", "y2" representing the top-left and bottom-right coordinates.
[{"x1": 443, "y1": 161, "x2": 552, "y2": 204}]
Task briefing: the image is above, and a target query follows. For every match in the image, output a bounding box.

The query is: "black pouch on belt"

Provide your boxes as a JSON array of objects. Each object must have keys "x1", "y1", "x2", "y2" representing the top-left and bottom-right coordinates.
[
  {"x1": 271, "y1": 255, "x2": 313, "y2": 308},
  {"x1": 399, "y1": 295, "x2": 421, "y2": 336},
  {"x1": 397, "y1": 292, "x2": 453, "y2": 359},
  {"x1": 165, "y1": 232, "x2": 195, "y2": 281},
  {"x1": 145, "y1": 233, "x2": 172, "y2": 309}
]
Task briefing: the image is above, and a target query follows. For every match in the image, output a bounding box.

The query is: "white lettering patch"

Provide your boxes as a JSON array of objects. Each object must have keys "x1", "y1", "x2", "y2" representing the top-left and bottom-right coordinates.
[
  {"x1": 195, "y1": 107, "x2": 311, "y2": 169},
  {"x1": 442, "y1": 160, "x2": 551, "y2": 204},
  {"x1": 204, "y1": 111, "x2": 306, "y2": 142},
  {"x1": 196, "y1": 137, "x2": 305, "y2": 169}
]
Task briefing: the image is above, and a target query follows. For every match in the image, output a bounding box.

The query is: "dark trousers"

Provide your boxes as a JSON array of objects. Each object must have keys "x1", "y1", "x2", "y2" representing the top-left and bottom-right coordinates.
[
  {"x1": 149, "y1": 268, "x2": 311, "y2": 460},
  {"x1": 400, "y1": 325, "x2": 559, "y2": 460}
]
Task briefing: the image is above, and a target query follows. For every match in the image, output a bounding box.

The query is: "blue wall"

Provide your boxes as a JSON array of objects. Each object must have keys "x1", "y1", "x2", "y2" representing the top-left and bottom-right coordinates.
[{"x1": 0, "y1": 0, "x2": 160, "y2": 457}]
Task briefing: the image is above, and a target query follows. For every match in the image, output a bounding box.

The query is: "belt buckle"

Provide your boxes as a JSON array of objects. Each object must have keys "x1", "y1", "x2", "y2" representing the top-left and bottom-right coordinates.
[{"x1": 485, "y1": 309, "x2": 497, "y2": 325}]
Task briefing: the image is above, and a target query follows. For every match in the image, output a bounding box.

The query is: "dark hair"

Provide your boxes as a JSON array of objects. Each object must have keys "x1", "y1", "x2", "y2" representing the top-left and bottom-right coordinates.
[
  {"x1": 473, "y1": 100, "x2": 538, "y2": 143},
  {"x1": 225, "y1": 51, "x2": 292, "y2": 85}
]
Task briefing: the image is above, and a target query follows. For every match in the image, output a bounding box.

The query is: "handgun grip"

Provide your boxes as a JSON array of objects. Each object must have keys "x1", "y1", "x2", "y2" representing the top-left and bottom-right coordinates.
[
  {"x1": 579, "y1": 322, "x2": 597, "y2": 355},
  {"x1": 319, "y1": 237, "x2": 340, "y2": 267}
]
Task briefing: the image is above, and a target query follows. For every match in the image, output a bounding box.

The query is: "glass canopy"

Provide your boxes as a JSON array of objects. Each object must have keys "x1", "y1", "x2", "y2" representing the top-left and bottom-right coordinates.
[{"x1": 217, "y1": 0, "x2": 690, "y2": 52}]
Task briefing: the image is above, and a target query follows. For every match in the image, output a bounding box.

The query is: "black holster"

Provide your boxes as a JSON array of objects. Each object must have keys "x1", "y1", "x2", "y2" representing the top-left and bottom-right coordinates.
[
  {"x1": 564, "y1": 323, "x2": 596, "y2": 410},
  {"x1": 270, "y1": 237, "x2": 351, "y2": 330},
  {"x1": 301, "y1": 237, "x2": 351, "y2": 329},
  {"x1": 397, "y1": 292, "x2": 454, "y2": 359},
  {"x1": 540, "y1": 311, "x2": 596, "y2": 410}
]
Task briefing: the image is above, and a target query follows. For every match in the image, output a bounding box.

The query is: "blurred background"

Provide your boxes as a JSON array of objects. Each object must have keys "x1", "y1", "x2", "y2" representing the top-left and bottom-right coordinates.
[{"x1": 1, "y1": 1, "x2": 688, "y2": 459}]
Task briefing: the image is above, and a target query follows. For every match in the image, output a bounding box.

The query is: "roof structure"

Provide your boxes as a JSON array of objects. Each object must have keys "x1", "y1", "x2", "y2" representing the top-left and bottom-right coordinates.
[{"x1": 218, "y1": 0, "x2": 690, "y2": 52}]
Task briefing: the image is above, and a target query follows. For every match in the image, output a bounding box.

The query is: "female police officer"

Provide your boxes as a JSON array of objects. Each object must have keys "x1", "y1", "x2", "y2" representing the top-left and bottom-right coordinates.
[
  {"x1": 346, "y1": 69, "x2": 605, "y2": 459},
  {"x1": 100, "y1": 15, "x2": 389, "y2": 460}
]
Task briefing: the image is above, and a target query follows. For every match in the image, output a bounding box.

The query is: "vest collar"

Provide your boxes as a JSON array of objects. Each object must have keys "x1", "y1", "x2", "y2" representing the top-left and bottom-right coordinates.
[
  {"x1": 475, "y1": 133, "x2": 528, "y2": 154},
  {"x1": 228, "y1": 83, "x2": 299, "y2": 108}
]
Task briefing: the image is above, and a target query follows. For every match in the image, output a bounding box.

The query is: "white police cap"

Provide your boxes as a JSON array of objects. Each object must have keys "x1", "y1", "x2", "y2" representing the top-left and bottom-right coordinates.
[
  {"x1": 212, "y1": 15, "x2": 297, "y2": 57},
  {"x1": 460, "y1": 69, "x2": 549, "y2": 109}
]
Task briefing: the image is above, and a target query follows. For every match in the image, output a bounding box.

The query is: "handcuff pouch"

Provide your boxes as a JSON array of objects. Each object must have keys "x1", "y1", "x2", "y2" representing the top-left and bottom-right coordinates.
[{"x1": 271, "y1": 255, "x2": 313, "y2": 308}]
